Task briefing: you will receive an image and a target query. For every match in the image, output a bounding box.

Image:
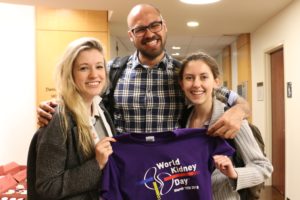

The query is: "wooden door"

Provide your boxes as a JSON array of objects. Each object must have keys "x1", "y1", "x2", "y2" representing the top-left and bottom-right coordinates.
[{"x1": 270, "y1": 48, "x2": 285, "y2": 195}]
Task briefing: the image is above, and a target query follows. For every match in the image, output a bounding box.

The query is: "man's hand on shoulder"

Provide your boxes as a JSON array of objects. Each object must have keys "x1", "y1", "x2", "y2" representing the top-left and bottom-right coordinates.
[
  {"x1": 37, "y1": 100, "x2": 57, "y2": 127},
  {"x1": 208, "y1": 96, "x2": 250, "y2": 139},
  {"x1": 207, "y1": 106, "x2": 243, "y2": 139}
]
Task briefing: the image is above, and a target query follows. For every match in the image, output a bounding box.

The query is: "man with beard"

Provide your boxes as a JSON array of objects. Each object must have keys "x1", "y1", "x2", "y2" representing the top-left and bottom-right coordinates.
[
  {"x1": 107, "y1": 4, "x2": 250, "y2": 136},
  {"x1": 37, "y1": 4, "x2": 250, "y2": 138}
]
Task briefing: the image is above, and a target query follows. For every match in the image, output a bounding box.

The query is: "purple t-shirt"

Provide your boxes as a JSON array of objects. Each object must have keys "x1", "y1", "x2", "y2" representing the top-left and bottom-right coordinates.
[{"x1": 100, "y1": 128, "x2": 234, "y2": 200}]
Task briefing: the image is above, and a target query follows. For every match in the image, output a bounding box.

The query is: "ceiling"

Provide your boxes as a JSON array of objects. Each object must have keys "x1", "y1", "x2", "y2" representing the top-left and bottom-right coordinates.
[{"x1": 2, "y1": 0, "x2": 293, "y2": 58}]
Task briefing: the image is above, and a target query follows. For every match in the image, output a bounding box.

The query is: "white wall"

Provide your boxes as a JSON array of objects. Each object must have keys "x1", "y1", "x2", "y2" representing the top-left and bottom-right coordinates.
[
  {"x1": 0, "y1": 3, "x2": 36, "y2": 165},
  {"x1": 109, "y1": 35, "x2": 132, "y2": 59},
  {"x1": 251, "y1": 1, "x2": 300, "y2": 199}
]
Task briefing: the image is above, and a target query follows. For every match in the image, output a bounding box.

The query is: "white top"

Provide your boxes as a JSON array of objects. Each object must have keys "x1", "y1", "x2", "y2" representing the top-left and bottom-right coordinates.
[{"x1": 90, "y1": 96, "x2": 113, "y2": 144}]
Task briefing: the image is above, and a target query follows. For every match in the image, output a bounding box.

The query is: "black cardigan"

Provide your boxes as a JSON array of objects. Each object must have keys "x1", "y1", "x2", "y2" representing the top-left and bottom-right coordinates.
[{"x1": 27, "y1": 103, "x2": 116, "y2": 200}]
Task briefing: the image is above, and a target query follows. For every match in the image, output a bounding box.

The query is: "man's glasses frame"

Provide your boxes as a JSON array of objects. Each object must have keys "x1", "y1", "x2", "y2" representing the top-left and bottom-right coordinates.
[{"x1": 130, "y1": 20, "x2": 163, "y2": 37}]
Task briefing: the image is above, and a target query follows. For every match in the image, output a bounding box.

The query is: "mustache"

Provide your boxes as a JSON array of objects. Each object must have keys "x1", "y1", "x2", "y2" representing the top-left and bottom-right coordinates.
[{"x1": 141, "y1": 35, "x2": 161, "y2": 45}]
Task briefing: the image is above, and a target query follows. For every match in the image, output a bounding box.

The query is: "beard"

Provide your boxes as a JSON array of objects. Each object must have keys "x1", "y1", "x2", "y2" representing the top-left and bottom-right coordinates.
[
  {"x1": 139, "y1": 46, "x2": 164, "y2": 60},
  {"x1": 137, "y1": 35, "x2": 166, "y2": 60}
]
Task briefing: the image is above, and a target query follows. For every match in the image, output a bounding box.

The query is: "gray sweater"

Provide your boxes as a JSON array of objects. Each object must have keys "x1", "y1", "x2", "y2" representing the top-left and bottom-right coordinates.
[
  {"x1": 180, "y1": 98, "x2": 273, "y2": 199},
  {"x1": 209, "y1": 99, "x2": 273, "y2": 200}
]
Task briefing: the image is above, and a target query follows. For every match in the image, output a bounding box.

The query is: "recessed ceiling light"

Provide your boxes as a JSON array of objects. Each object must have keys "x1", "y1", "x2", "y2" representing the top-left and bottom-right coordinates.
[
  {"x1": 187, "y1": 21, "x2": 199, "y2": 27},
  {"x1": 180, "y1": 0, "x2": 221, "y2": 4},
  {"x1": 172, "y1": 46, "x2": 181, "y2": 50},
  {"x1": 172, "y1": 53, "x2": 180, "y2": 56}
]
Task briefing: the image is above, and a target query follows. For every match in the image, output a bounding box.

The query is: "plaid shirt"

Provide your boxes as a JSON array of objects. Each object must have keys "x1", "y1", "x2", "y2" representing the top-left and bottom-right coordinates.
[
  {"x1": 113, "y1": 52, "x2": 184, "y2": 133},
  {"x1": 110, "y1": 52, "x2": 236, "y2": 134}
]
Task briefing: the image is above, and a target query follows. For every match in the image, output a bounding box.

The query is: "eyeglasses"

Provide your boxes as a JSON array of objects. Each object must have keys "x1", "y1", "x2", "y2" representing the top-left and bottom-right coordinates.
[{"x1": 130, "y1": 21, "x2": 163, "y2": 37}]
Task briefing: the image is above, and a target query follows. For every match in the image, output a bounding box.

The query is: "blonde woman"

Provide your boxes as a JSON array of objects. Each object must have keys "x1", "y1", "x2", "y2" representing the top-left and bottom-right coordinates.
[{"x1": 27, "y1": 37, "x2": 116, "y2": 200}]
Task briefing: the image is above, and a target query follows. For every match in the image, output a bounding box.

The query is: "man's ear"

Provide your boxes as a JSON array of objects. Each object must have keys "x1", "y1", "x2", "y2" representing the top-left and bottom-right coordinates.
[
  {"x1": 163, "y1": 21, "x2": 168, "y2": 33},
  {"x1": 128, "y1": 31, "x2": 134, "y2": 42}
]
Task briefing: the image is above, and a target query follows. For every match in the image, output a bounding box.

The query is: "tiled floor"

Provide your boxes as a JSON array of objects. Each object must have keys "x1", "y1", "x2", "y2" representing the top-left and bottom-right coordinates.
[{"x1": 260, "y1": 186, "x2": 284, "y2": 200}]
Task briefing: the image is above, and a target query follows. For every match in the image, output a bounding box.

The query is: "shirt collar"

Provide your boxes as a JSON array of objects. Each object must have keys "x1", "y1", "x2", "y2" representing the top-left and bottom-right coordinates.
[
  {"x1": 131, "y1": 51, "x2": 174, "y2": 70},
  {"x1": 91, "y1": 96, "x2": 102, "y2": 118}
]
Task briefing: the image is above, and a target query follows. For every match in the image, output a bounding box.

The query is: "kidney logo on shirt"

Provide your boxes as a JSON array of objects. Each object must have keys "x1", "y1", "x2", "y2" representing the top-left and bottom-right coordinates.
[{"x1": 137, "y1": 158, "x2": 200, "y2": 199}]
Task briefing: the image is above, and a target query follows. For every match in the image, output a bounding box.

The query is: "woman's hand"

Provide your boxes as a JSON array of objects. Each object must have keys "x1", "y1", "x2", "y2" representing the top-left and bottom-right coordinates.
[
  {"x1": 95, "y1": 137, "x2": 116, "y2": 170},
  {"x1": 213, "y1": 155, "x2": 237, "y2": 179}
]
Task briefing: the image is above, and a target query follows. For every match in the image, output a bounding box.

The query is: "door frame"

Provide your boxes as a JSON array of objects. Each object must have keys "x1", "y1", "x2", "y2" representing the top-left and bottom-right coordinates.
[{"x1": 264, "y1": 44, "x2": 285, "y2": 194}]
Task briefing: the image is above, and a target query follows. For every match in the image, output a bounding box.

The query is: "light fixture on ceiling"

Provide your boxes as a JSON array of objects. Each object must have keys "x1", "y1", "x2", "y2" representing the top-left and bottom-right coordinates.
[
  {"x1": 187, "y1": 21, "x2": 199, "y2": 27},
  {"x1": 179, "y1": 0, "x2": 221, "y2": 4},
  {"x1": 172, "y1": 46, "x2": 181, "y2": 50},
  {"x1": 172, "y1": 53, "x2": 180, "y2": 56}
]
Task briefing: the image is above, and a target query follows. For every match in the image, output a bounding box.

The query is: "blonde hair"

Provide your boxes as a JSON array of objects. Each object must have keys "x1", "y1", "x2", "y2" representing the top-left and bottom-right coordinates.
[{"x1": 55, "y1": 37, "x2": 107, "y2": 158}]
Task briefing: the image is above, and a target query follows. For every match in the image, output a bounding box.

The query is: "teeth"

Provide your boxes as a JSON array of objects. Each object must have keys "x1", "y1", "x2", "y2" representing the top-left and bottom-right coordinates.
[
  {"x1": 86, "y1": 82, "x2": 100, "y2": 86},
  {"x1": 191, "y1": 91, "x2": 204, "y2": 95},
  {"x1": 146, "y1": 40, "x2": 158, "y2": 46}
]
